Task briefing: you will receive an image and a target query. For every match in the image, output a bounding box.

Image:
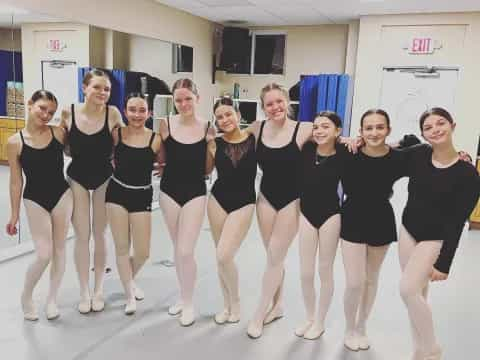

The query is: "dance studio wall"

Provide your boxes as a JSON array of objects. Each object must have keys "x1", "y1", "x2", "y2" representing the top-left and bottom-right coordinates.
[
  {"x1": 4, "y1": 0, "x2": 216, "y2": 119},
  {"x1": 351, "y1": 12, "x2": 480, "y2": 157},
  {"x1": 215, "y1": 24, "x2": 350, "y2": 98}
]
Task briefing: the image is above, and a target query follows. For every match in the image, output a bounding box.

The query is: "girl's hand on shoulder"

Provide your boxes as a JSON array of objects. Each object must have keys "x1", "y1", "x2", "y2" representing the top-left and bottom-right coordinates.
[
  {"x1": 338, "y1": 136, "x2": 363, "y2": 154},
  {"x1": 430, "y1": 267, "x2": 448, "y2": 282},
  {"x1": 458, "y1": 151, "x2": 472, "y2": 163}
]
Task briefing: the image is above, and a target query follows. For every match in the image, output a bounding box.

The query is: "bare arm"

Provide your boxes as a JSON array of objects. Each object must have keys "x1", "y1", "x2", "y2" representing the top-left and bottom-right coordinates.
[
  {"x1": 60, "y1": 107, "x2": 72, "y2": 156},
  {"x1": 6, "y1": 135, "x2": 23, "y2": 235},
  {"x1": 245, "y1": 121, "x2": 262, "y2": 143},
  {"x1": 152, "y1": 133, "x2": 166, "y2": 177},
  {"x1": 108, "y1": 105, "x2": 125, "y2": 133}
]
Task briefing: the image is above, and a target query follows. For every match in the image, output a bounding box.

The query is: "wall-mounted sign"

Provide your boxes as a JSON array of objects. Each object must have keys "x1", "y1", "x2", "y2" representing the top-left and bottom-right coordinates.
[
  {"x1": 46, "y1": 39, "x2": 67, "y2": 53},
  {"x1": 403, "y1": 38, "x2": 442, "y2": 55}
]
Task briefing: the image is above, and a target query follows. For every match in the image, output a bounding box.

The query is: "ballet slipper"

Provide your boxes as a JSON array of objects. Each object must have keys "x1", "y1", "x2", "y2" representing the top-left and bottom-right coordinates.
[
  {"x1": 124, "y1": 298, "x2": 136, "y2": 315},
  {"x1": 91, "y1": 293, "x2": 105, "y2": 312},
  {"x1": 133, "y1": 284, "x2": 145, "y2": 301},
  {"x1": 263, "y1": 306, "x2": 284, "y2": 325},
  {"x1": 303, "y1": 324, "x2": 325, "y2": 340},
  {"x1": 424, "y1": 346, "x2": 442, "y2": 360},
  {"x1": 179, "y1": 306, "x2": 195, "y2": 326},
  {"x1": 227, "y1": 301, "x2": 240, "y2": 323},
  {"x1": 21, "y1": 295, "x2": 39, "y2": 321},
  {"x1": 214, "y1": 309, "x2": 230, "y2": 324},
  {"x1": 294, "y1": 320, "x2": 313, "y2": 337},
  {"x1": 344, "y1": 333, "x2": 360, "y2": 351},
  {"x1": 77, "y1": 295, "x2": 92, "y2": 314},
  {"x1": 247, "y1": 321, "x2": 263, "y2": 339},
  {"x1": 46, "y1": 302, "x2": 60, "y2": 320},
  {"x1": 168, "y1": 301, "x2": 183, "y2": 316},
  {"x1": 357, "y1": 334, "x2": 371, "y2": 350}
]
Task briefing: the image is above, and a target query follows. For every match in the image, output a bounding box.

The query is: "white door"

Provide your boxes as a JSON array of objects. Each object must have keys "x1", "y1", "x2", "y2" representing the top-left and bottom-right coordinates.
[
  {"x1": 379, "y1": 67, "x2": 459, "y2": 141},
  {"x1": 379, "y1": 67, "x2": 460, "y2": 224},
  {"x1": 41, "y1": 60, "x2": 78, "y2": 124}
]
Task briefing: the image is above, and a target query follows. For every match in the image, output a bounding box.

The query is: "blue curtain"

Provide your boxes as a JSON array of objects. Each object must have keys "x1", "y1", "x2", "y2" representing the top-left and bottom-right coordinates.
[
  {"x1": 299, "y1": 74, "x2": 352, "y2": 134},
  {"x1": 0, "y1": 50, "x2": 23, "y2": 116},
  {"x1": 78, "y1": 67, "x2": 126, "y2": 122}
]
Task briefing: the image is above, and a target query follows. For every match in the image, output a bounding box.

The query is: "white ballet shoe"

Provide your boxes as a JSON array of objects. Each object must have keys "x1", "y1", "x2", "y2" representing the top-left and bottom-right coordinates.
[
  {"x1": 168, "y1": 301, "x2": 183, "y2": 316},
  {"x1": 247, "y1": 322, "x2": 263, "y2": 339},
  {"x1": 133, "y1": 284, "x2": 145, "y2": 301},
  {"x1": 21, "y1": 296, "x2": 39, "y2": 321},
  {"x1": 46, "y1": 302, "x2": 60, "y2": 320},
  {"x1": 424, "y1": 346, "x2": 442, "y2": 360},
  {"x1": 294, "y1": 320, "x2": 313, "y2": 337},
  {"x1": 214, "y1": 309, "x2": 230, "y2": 324},
  {"x1": 344, "y1": 333, "x2": 360, "y2": 351},
  {"x1": 124, "y1": 298, "x2": 136, "y2": 316},
  {"x1": 263, "y1": 307, "x2": 284, "y2": 325},
  {"x1": 78, "y1": 295, "x2": 91, "y2": 314},
  {"x1": 357, "y1": 334, "x2": 370, "y2": 350},
  {"x1": 303, "y1": 325, "x2": 325, "y2": 340},
  {"x1": 179, "y1": 306, "x2": 195, "y2": 326},
  {"x1": 227, "y1": 312, "x2": 240, "y2": 324},
  {"x1": 91, "y1": 293, "x2": 105, "y2": 312}
]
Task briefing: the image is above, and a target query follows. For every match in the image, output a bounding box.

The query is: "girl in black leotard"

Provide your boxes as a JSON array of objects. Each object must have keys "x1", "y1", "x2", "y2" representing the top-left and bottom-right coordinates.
[
  {"x1": 159, "y1": 79, "x2": 215, "y2": 327},
  {"x1": 207, "y1": 97, "x2": 257, "y2": 325},
  {"x1": 7, "y1": 90, "x2": 73, "y2": 321},
  {"x1": 295, "y1": 111, "x2": 345, "y2": 340},
  {"x1": 399, "y1": 108, "x2": 479, "y2": 360},
  {"x1": 245, "y1": 83, "x2": 313, "y2": 339},
  {"x1": 60, "y1": 69, "x2": 123, "y2": 314},
  {"x1": 106, "y1": 94, "x2": 163, "y2": 315}
]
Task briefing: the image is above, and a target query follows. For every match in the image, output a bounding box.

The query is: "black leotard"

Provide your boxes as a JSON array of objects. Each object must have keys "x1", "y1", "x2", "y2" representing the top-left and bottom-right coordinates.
[
  {"x1": 300, "y1": 142, "x2": 345, "y2": 228},
  {"x1": 211, "y1": 134, "x2": 256, "y2": 213},
  {"x1": 340, "y1": 147, "x2": 408, "y2": 246},
  {"x1": 160, "y1": 118, "x2": 209, "y2": 207},
  {"x1": 67, "y1": 104, "x2": 113, "y2": 190},
  {"x1": 257, "y1": 121, "x2": 301, "y2": 211},
  {"x1": 105, "y1": 128, "x2": 155, "y2": 213},
  {"x1": 20, "y1": 127, "x2": 70, "y2": 213},
  {"x1": 402, "y1": 144, "x2": 480, "y2": 273}
]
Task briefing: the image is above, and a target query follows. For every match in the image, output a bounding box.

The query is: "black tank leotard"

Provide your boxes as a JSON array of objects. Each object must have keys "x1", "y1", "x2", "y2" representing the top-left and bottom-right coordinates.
[
  {"x1": 106, "y1": 128, "x2": 155, "y2": 213},
  {"x1": 340, "y1": 148, "x2": 407, "y2": 246},
  {"x1": 160, "y1": 118, "x2": 209, "y2": 207},
  {"x1": 67, "y1": 104, "x2": 113, "y2": 190},
  {"x1": 402, "y1": 144, "x2": 480, "y2": 273},
  {"x1": 211, "y1": 134, "x2": 257, "y2": 213},
  {"x1": 20, "y1": 127, "x2": 70, "y2": 213},
  {"x1": 257, "y1": 121, "x2": 301, "y2": 211},
  {"x1": 300, "y1": 142, "x2": 345, "y2": 228}
]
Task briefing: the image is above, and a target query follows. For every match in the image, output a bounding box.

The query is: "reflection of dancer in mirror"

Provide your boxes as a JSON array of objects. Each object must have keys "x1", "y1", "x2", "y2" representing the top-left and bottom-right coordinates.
[
  {"x1": 7, "y1": 90, "x2": 73, "y2": 321},
  {"x1": 60, "y1": 69, "x2": 123, "y2": 314},
  {"x1": 340, "y1": 109, "x2": 420, "y2": 351},
  {"x1": 399, "y1": 108, "x2": 480, "y2": 360},
  {"x1": 245, "y1": 83, "x2": 313, "y2": 339},
  {"x1": 207, "y1": 97, "x2": 256, "y2": 325},
  {"x1": 106, "y1": 94, "x2": 164, "y2": 315},
  {"x1": 296, "y1": 111, "x2": 344, "y2": 340},
  {"x1": 159, "y1": 79, "x2": 215, "y2": 326}
]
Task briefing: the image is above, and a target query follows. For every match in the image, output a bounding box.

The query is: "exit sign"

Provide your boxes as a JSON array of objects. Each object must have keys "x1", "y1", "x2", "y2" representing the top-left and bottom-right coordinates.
[{"x1": 408, "y1": 38, "x2": 434, "y2": 54}]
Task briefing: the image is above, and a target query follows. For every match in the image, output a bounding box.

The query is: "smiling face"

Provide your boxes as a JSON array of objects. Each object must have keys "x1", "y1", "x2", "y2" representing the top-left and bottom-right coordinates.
[
  {"x1": 421, "y1": 114, "x2": 455, "y2": 146},
  {"x1": 173, "y1": 87, "x2": 198, "y2": 117},
  {"x1": 83, "y1": 75, "x2": 111, "y2": 105},
  {"x1": 125, "y1": 97, "x2": 149, "y2": 128},
  {"x1": 360, "y1": 113, "x2": 391, "y2": 148},
  {"x1": 262, "y1": 89, "x2": 288, "y2": 122},
  {"x1": 28, "y1": 98, "x2": 57, "y2": 126},
  {"x1": 312, "y1": 116, "x2": 341, "y2": 147},
  {"x1": 214, "y1": 104, "x2": 240, "y2": 134}
]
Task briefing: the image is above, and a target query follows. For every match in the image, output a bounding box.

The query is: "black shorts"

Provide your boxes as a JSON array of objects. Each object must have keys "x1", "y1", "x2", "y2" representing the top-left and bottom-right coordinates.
[{"x1": 105, "y1": 180, "x2": 153, "y2": 213}]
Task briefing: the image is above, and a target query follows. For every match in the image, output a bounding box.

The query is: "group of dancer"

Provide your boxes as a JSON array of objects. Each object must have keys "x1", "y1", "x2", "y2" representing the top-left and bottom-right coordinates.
[{"x1": 6, "y1": 69, "x2": 480, "y2": 360}]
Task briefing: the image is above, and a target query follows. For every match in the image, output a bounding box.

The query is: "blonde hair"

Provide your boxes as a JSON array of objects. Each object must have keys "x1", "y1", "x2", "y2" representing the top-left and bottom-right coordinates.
[
  {"x1": 260, "y1": 82, "x2": 292, "y2": 118},
  {"x1": 172, "y1": 78, "x2": 199, "y2": 97}
]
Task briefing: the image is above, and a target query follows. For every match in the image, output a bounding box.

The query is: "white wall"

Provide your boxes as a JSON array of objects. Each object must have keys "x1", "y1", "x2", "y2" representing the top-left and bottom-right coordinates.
[
  {"x1": 216, "y1": 24, "x2": 348, "y2": 99},
  {"x1": 7, "y1": 0, "x2": 216, "y2": 119},
  {"x1": 352, "y1": 13, "x2": 480, "y2": 156}
]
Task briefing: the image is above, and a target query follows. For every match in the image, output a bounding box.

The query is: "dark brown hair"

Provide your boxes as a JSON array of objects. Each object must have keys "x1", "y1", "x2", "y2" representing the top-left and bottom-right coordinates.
[
  {"x1": 315, "y1": 111, "x2": 342, "y2": 128},
  {"x1": 30, "y1": 89, "x2": 58, "y2": 106},
  {"x1": 419, "y1": 107, "x2": 454, "y2": 132},
  {"x1": 172, "y1": 78, "x2": 199, "y2": 96},
  {"x1": 360, "y1": 109, "x2": 390, "y2": 128},
  {"x1": 213, "y1": 96, "x2": 239, "y2": 113}
]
